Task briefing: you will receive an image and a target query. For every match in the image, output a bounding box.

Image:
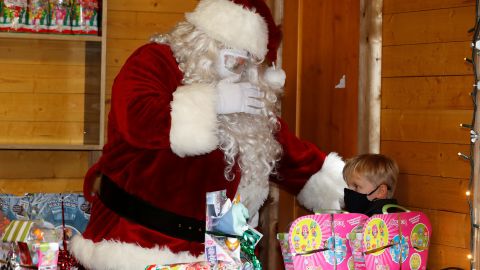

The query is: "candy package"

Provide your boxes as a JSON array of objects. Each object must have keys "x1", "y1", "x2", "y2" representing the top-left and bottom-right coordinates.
[
  {"x1": 71, "y1": 0, "x2": 98, "y2": 35},
  {"x1": 27, "y1": 0, "x2": 49, "y2": 33},
  {"x1": 49, "y1": 0, "x2": 72, "y2": 33},
  {"x1": 0, "y1": 0, "x2": 28, "y2": 32}
]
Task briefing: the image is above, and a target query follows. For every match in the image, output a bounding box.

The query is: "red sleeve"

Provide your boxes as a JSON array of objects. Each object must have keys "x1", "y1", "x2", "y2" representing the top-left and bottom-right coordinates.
[
  {"x1": 272, "y1": 118, "x2": 327, "y2": 194},
  {"x1": 109, "y1": 43, "x2": 183, "y2": 149}
]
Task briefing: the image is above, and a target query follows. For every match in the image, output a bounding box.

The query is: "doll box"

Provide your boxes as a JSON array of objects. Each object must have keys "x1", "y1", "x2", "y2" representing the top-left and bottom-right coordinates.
[
  {"x1": 284, "y1": 213, "x2": 369, "y2": 269},
  {"x1": 278, "y1": 211, "x2": 431, "y2": 270}
]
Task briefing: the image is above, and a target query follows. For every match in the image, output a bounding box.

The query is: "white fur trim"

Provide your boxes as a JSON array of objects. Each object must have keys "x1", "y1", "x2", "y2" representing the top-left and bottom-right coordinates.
[
  {"x1": 264, "y1": 66, "x2": 286, "y2": 90},
  {"x1": 69, "y1": 235, "x2": 203, "y2": 270},
  {"x1": 297, "y1": 153, "x2": 347, "y2": 211},
  {"x1": 170, "y1": 83, "x2": 219, "y2": 157},
  {"x1": 186, "y1": 0, "x2": 268, "y2": 59}
]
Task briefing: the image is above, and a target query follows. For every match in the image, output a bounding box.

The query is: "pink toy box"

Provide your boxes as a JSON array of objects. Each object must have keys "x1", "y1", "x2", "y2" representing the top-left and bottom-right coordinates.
[{"x1": 278, "y1": 207, "x2": 431, "y2": 270}]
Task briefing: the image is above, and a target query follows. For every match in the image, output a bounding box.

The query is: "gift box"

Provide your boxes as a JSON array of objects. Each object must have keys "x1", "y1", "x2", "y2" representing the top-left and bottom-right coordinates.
[
  {"x1": 278, "y1": 207, "x2": 431, "y2": 270},
  {"x1": 363, "y1": 211, "x2": 431, "y2": 270},
  {"x1": 279, "y1": 213, "x2": 368, "y2": 270}
]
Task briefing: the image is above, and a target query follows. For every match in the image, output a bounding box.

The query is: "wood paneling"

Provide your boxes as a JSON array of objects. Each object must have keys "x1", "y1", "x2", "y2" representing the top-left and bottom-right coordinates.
[
  {"x1": 297, "y1": 0, "x2": 359, "y2": 157},
  {"x1": 107, "y1": 11, "x2": 184, "y2": 40},
  {"x1": 381, "y1": 109, "x2": 471, "y2": 143},
  {"x1": 382, "y1": 1, "x2": 474, "y2": 266},
  {"x1": 382, "y1": 76, "x2": 472, "y2": 110},
  {"x1": 383, "y1": 42, "x2": 472, "y2": 77},
  {"x1": 108, "y1": 0, "x2": 198, "y2": 13},
  {"x1": 0, "y1": 39, "x2": 87, "y2": 66},
  {"x1": 0, "y1": 178, "x2": 83, "y2": 195},
  {"x1": 428, "y1": 244, "x2": 471, "y2": 269},
  {"x1": 384, "y1": 0, "x2": 475, "y2": 14},
  {"x1": 381, "y1": 141, "x2": 470, "y2": 179},
  {"x1": 395, "y1": 174, "x2": 469, "y2": 213},
  {"x1": 0, "y1": 64, "x2": 87, "y2": 94},
  {"x1": 0, "y1": 151, "x2": 89, "y2": 179},
  {"x1": 383, "y1": 6, "x2": 474, "y2": 45}
]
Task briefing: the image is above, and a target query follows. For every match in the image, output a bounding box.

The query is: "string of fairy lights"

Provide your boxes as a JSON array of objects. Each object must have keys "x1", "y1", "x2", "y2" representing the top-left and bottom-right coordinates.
[{"x1": 460, "y1": 0, "x2": 480, "y2": 268}]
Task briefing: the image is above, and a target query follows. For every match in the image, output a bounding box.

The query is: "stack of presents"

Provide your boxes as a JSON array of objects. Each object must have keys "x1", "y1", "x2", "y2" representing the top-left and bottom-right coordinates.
[
  {"x1": 0, "y1": 193, "x2": 90, "y2": 269},
  {"x1": 277, "y1": 206, "x2": 431, "y2": 270},
  {"x1": 0, "y1": 191, "x2": 431, "y2": 269}
]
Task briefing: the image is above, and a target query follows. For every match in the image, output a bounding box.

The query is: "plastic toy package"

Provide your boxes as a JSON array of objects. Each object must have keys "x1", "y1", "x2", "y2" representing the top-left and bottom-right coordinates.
[{"x1": 278, "y1": 209, "x2": 431, "y2": 270}]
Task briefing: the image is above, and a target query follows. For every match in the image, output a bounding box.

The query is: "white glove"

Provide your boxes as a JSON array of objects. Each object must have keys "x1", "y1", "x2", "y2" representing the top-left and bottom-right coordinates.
[{"x1": 216, "y1": 81, "x2": 265, "y2": 115}]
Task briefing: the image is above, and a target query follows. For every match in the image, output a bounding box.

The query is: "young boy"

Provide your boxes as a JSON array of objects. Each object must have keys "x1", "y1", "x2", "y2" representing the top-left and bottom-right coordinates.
[{"x1": 342, "y1": 154, "x2": 399, "y2": 216}]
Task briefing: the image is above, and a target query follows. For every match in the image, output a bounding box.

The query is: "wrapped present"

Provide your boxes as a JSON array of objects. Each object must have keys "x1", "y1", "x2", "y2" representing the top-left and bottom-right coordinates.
[{"x1": 363, "y1": 207, "x2": 431, "y2": 270}]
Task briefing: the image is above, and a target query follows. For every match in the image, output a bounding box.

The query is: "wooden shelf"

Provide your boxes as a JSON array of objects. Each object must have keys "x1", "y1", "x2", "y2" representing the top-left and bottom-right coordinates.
[
  {"x1": 0, "y1": 144, "x2": 103, "y2": 150},
  {"x1": 0, "y1": 32, "x2": 102, "y2": 42}
]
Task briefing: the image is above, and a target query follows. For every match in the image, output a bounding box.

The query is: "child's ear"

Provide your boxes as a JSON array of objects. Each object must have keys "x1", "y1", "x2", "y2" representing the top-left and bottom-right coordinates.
[{"x1": 377, "y1": 184, "x2": 389, "y2": 199}]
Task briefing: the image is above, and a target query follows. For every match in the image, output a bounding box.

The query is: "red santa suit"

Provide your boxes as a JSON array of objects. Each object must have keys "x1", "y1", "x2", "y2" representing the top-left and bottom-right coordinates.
[{"x1": 69, "y1": 0, "x2": 346, "y2": 269}]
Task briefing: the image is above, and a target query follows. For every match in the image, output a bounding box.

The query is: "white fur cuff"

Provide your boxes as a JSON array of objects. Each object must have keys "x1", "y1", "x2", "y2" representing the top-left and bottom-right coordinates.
[
  {"x1": 170, "y1": 83, "x2": 219, "y2": 157},
  {"x1": 297, "y1": 153, "x2": 347, "y2": 211},
  {"x1": 69, "y1": 235, "x2": 203, "y2": 270}
]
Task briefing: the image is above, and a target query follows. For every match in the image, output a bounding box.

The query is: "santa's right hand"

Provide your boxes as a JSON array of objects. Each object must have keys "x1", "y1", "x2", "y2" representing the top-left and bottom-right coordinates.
[{"x1": 216, "y1": 81, "x2": 264, "y2": 115}]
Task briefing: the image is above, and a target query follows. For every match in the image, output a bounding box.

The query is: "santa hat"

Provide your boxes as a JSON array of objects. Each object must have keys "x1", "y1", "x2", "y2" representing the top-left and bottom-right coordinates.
[{"x1": 185, "y1": 0, "x2": 282, "y2": 63}]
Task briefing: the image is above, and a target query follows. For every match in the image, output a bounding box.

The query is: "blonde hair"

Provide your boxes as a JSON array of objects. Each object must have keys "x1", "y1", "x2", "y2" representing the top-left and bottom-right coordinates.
[{"x1": 343, "y1": 154, "x2": 399, "y2": 198}]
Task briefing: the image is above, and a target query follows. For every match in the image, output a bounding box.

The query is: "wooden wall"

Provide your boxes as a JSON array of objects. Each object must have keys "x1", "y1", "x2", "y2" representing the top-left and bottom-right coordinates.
[{"x1": 382, "y1": 0, "x2": 475, "y2": 268}]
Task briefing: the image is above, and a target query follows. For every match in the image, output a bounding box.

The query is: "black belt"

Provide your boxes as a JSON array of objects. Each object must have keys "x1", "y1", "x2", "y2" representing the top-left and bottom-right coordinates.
[{"x1": 98, "y1": 175, "x2": 205, "y2": 242}]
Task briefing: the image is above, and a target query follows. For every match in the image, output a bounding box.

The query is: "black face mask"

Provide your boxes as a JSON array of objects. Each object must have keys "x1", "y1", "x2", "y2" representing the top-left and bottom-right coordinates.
[{"x1": 344, "y1": 186, "x2": 380, "y2": 213}]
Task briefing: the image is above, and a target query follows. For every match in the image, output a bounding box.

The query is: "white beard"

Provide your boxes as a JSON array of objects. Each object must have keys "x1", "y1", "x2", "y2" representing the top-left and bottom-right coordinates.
[{"x1": 217, "y1": 111, "x2": 281, "y2": 218}]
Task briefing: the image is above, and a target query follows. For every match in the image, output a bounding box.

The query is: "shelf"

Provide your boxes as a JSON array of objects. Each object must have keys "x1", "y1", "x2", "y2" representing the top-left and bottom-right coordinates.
[
  {"x1": 0, "y1": 144, "x2": 103, "y2": 151},
  {"x1": 0, "y1": 32, "x2": 102, "y2": 42}
]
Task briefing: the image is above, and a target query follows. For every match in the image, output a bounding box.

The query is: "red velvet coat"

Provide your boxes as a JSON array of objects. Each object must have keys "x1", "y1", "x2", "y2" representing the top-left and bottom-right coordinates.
[{"x1": 70, "y1": 43, "x2": 346, "y2": 268}]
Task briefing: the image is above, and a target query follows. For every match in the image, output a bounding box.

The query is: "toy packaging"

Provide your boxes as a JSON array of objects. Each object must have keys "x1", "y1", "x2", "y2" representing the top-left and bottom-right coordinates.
[
  {"x1": 363, "y1": 211, "x2": 431, "y2": 270},
  {"x1": 1, "y1": 219, "x2": 60, "y2": 268},
  {"x1": 278, "y1": 207, "x2": 431, "y2": 270},
  {"x1": 145, "y1": 261, "x2": 241, "y2": 270}
]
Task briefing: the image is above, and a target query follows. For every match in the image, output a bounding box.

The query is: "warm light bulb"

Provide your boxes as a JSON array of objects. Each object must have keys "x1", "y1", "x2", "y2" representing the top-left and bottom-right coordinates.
[
  {"x1": 468, "y1": 254, "x2": 473, "y2": 260},
  {"x1": 467, "y1": 191, "x2": 471, "y2": 196}
]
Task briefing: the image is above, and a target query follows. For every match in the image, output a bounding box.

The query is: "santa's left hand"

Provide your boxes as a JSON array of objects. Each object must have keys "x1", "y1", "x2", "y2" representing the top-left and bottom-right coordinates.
[{"x1": 216, "y1": 81, "x2": 265, "y2": 115}]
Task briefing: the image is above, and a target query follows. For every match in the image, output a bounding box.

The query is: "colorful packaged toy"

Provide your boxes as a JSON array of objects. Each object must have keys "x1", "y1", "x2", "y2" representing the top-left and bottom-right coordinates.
[
  {"x1": 278, "y1": 206, "x2": 431, "y2": 270},
  {"x1": 363, "y1": 206, "x2": 431, "y2": 270}
]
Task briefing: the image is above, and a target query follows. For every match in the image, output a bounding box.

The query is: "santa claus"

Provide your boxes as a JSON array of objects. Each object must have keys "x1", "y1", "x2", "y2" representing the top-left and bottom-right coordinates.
[{"x1": 69, "y1": 0, "x2": 346, "y2": 269}]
